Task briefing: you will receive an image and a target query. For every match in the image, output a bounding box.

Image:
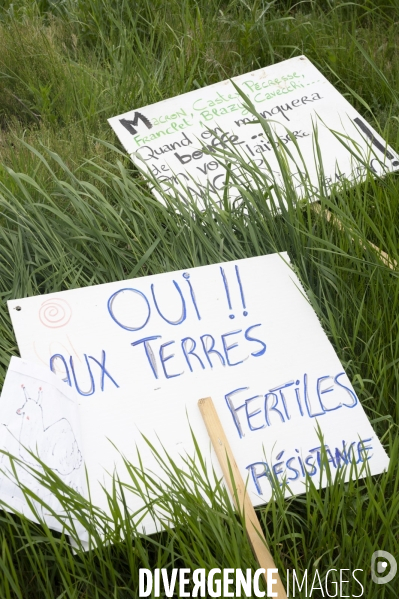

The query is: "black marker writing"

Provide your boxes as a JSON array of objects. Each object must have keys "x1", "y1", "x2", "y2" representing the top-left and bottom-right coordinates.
[
  {"x1": 354, "y1": 117, "x2": 399, "y2": 166},
  {"x1": 120, "y1": 112, "x2": 153, "y2": 136}
]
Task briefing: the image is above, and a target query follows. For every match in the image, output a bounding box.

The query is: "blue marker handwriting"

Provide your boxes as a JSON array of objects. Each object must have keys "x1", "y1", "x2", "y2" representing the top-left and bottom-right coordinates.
[
  {"x1": 107, "y1": 264, "x2": 249, "y2": 332},
  {"x1": 49, "y1": 350, "x2": 119, "y2": 396},
  {"x1": 107, "y1": 273, "x2": 200, "y2": 331},
  {"x1": 130, "y1": 323, "x2": 266, "y2": 380},
  {"x1": 225, "y1": 372, "x2": 358, "y2": 438},
  {"x1": 246, "y1": 437, "x2": 374, "y2": 494}
]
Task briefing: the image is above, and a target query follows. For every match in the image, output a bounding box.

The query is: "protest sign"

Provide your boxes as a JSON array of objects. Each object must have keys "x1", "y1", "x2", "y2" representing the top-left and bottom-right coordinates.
[
  {"x1": 108, "y1": 55, "x2": 399, "y2": 209},
  {"x1": 7, "y1": 253, "x2": 389, "y2": 534}
]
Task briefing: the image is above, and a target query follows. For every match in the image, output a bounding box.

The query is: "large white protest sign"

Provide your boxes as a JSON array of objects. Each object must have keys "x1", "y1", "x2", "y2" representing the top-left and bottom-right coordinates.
[
  {"x1": 108, "y1": 56, "x2": 399, "y2": 208},
  {"x1": 7, "y1": 254, "x2": 389, "y2": 533}
]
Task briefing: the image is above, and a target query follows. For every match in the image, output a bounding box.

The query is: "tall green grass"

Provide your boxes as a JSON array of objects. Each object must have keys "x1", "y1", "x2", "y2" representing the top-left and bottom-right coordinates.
[
  {"x1": 0, "y1": 136, "x2": 398, "y2": 597},
  {"x1": 0, "y1": 0, "x2": 398, "y2": 597}
]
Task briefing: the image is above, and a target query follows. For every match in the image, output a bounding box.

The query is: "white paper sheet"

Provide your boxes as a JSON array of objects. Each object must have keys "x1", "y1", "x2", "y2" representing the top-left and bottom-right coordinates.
[{"x1": 0, "y1": 357, "x2": 88, "y2": 540}]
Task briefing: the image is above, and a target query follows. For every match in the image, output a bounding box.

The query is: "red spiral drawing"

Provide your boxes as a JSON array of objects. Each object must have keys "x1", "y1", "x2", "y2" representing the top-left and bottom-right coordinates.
[{"x1": 39, "y1": 298, "x2": 72, "y2": 328}]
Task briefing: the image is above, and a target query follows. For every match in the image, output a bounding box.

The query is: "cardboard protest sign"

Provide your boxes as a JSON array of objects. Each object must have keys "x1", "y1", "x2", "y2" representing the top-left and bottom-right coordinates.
[
  {"x1": 0, "y1": 357, "x2": 87, "y2": 539},
  {"x1": 108, "y1": 55, "x2": 399, "y2": 209},
  {"x1": 7, "y1": 254, "x2": 389, "y2": 534}
]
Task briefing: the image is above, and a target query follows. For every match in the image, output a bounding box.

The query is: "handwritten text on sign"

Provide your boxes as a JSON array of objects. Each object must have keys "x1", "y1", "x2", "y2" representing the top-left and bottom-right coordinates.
[
  {"x1": 8, "y1": 254, "x2": 389, "y2": 532},
  {"x1": 109, "y1": 56, "x2": 399, "y2": 209}
]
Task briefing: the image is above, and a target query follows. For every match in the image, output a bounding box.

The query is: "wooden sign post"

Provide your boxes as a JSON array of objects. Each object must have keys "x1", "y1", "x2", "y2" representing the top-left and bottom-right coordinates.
[
  {"x1": 312, "y1": 203, "x2": 397, "y2": 270},
  {"x1": 198, "y1": 396, "x2": 288, "y2": 599}
]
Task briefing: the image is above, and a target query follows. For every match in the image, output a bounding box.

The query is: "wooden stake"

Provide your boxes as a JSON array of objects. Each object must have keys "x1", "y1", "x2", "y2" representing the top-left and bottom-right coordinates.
[
  {"x1": 198, "y1": 397, "x2": 287, "y2": 599},
  {"x1": 312, "y1": 203, "x2": 397, "y2": 270}
]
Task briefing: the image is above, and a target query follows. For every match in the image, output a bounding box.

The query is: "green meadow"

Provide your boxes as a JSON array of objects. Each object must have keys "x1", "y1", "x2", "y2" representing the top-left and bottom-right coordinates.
[{"x1": 0, "y1": 0, "x2": 398, "y2": 597}]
